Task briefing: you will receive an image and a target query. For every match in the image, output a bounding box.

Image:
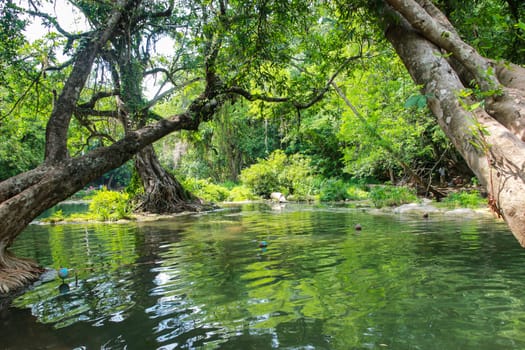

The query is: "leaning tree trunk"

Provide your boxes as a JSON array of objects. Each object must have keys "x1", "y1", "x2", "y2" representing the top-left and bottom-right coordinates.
[
  {"x1": 134, "y1": 145, "x2": 207, "y2": 213},
  {"x1": 384, "y1": 0, "x2": 525, "y2": 246}
]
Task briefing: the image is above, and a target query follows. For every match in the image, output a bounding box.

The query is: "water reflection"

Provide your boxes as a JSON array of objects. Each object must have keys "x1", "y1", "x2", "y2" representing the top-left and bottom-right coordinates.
[{"x1": 3, "y1": 204, "x2": 525, "y2": 349}]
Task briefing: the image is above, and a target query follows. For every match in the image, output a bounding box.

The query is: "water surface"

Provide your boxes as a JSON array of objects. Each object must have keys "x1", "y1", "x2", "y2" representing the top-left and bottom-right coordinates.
[{"x1": 3, "y1": 203, "x2": 525, "y2": 349}]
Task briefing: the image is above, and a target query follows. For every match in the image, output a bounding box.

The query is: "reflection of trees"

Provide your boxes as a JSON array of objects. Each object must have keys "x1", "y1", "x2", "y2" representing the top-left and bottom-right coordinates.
[
  {"x1": 13, "y1": 224, "x2": 139, "y2": 328},
  {"x1": 146, "y1": 208, "x2": 525, "y2": 349},
  {"x1": 146, "y1": 207, "x2": 410, "y2": 348},
  {"x1": 8, "y1": 206, "x2": 525, "y2": 348}
]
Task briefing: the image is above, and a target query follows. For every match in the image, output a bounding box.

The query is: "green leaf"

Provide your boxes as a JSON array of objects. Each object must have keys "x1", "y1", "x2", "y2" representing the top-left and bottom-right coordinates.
[
  {"x1": 469, "y1": 102, "x2": 482, "y2": 110},
  {"x1": 404, "y1": 94, "x2": 427, "y2": 109}
]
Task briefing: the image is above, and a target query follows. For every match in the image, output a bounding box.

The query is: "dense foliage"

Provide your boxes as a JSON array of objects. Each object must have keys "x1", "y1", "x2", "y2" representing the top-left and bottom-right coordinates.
[
  {"x1": 87, "y1": 189, "x2": 132, "y2": 221},
  {"x1": 2, "y1": 0, "x2": 524, "y2": 206}
]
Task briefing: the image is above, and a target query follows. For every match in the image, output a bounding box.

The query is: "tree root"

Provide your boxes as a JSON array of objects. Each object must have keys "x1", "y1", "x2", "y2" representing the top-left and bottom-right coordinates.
[
  {"x1": 135, "y1": 195, "x2": 217, "y2": 214},
  {"x1": 0, "y1": 253, "x2": 43, "y2": 296}
]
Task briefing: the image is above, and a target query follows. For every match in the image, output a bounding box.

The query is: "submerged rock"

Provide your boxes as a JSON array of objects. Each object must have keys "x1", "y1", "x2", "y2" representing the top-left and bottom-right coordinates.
[
  {"x1": 393, "y1": 203, "x2": 439, "y2": 214},
  {"x1": 39, "y1": 268, "x2": 58, "y2": 283},
  {"x1": 447, "y1": 208, "x2": 479, "y2": 216}
]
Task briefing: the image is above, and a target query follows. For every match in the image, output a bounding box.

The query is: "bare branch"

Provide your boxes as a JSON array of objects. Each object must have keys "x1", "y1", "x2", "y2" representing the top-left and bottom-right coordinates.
[
  {"x1": 25, "y1": 9, "x2": 90, "y2": 40},
  {"x1": 143, "y1": 77, "x2": 203, "y2": 110},
  {"x1": 226, "y1": 87, "x2": 290, "y2": 103},
  {"x1": 45, "y1": 59, "x2": 75, "y2": 72},
  {"x1": 74, "y1": 108, "x2": 119, "y2": 118}
]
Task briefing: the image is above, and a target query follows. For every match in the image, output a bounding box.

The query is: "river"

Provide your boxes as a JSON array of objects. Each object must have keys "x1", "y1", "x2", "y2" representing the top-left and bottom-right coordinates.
[{"x1": 2, "y1": 203, "x2": 525, "y2": 349}]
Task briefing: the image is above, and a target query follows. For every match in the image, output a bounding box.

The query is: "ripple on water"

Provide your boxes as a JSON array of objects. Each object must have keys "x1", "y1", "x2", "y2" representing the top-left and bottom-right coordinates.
[{"x1": 7, "y1": 205, "x2": 525, "y2": 350}]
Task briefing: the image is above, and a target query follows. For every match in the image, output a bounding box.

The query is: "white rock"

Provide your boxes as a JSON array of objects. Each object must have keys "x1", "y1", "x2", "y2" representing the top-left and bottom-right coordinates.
[{"x1": 270, "y1": 192, "x2": 287, "y2": 203}]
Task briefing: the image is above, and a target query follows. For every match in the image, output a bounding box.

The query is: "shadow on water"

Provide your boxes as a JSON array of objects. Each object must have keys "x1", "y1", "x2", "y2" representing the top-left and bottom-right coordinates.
[{"x1": 3, "y1": 203, "x2": 525, "y2": 349}]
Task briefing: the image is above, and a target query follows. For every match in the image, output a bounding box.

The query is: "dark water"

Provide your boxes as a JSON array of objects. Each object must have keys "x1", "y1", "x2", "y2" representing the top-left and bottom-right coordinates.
[{"x1": 3, "y1": 203, "x2": 525, "y2": 349}]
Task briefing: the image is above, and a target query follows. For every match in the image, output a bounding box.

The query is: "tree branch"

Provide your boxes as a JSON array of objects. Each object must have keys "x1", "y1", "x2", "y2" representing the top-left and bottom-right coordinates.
[
  {"x1": 143, "y1": 77, "x2": 202, "y2": 111},
  {"x1": 77, "y1": 90, "x2": 119, "y2": 109},
  {"x1": 385, "y1": 0, "x2": 500, "y2": 91},
  {"x1": 227, "y1": 54, "x2": 361, "y2": 109},
  {"x1": 74, "y1": 108, "x2": 119, "y2": 118},
  {"x1": 26, "y1": 9, "x2": 90, "y2": 40}
]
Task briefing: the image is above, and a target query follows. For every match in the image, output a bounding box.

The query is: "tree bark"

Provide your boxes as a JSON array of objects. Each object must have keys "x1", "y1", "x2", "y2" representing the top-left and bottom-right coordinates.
[{"x1": 384, "y1": 1, "x2": 525, "y2": 246}]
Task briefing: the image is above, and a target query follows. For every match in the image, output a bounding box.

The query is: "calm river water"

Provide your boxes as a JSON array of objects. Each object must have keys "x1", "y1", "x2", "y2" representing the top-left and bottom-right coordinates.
[{"x1": 3, "y1": 203, "x2": 525, "y2": 349}]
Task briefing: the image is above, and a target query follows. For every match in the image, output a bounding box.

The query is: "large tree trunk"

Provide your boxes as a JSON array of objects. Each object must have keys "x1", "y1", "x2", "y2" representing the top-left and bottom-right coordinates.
[
  {"x1": 134, "y1": 145, "x2": 207, "y2": 213},
  {"x1": 384, "y1": 0, "x2": 525, "y2": 245}
]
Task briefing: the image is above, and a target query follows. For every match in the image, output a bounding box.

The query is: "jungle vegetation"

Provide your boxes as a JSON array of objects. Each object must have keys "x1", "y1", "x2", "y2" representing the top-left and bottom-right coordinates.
[{"x1": 1, "y1": 0, "x2": 525, "y2": 294}]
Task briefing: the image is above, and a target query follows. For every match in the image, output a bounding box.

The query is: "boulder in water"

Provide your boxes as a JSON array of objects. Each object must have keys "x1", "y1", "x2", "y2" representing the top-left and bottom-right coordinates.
[{"x1": 270, "y1": 192, "x2": 287, "y2": 203}]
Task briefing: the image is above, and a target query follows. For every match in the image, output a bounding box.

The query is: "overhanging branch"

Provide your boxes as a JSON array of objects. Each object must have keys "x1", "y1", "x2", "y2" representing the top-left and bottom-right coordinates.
[{"x1": 227, "y1": 54, "x2": 362, "y2": 109}]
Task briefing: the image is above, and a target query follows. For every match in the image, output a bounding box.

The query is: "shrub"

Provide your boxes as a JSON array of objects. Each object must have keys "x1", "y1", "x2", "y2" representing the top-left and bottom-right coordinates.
[
  {"x1": 319, "y1": 178, "x2": 349, "y2": 201},
  {"x1": 442, "y1": 190, "x2": 485, "y2": 209},
  {"x1": 346, "y1": 185, "x2": 370, "y2": 201},
  {"x1": 279, "y1": 153, "x2": 315, "y2": 196},
  {"x1": 369, "y1": 185, "x2": 417, "y2": 208},
  {"x1": 125, "y1": 168, "x2": 144, "y2": 198},
  {"x1": 42, "y1": 209, "x2": 65, "y2": 223},
  {"x1": 240, "y1": 150, "x2": 315, "y2": 198},
  {"x1": 227, "y1": 186, "x2": 258, "y2": 201},
  {"x1": 318, "y1": 179, "x2": 370, "y2": 202},
  {"x1": 221, "y1": 180, "x2": 237, "y2": 190},
  {"x1": 88, "y1": 189, "x2": 131, "y2": 221},
  {"x1": 182, "y1": 178, "x2": 230, "y2": 202},
  {"x1": 240, "y1": 150, "x2": 286, "y2": 196}
]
